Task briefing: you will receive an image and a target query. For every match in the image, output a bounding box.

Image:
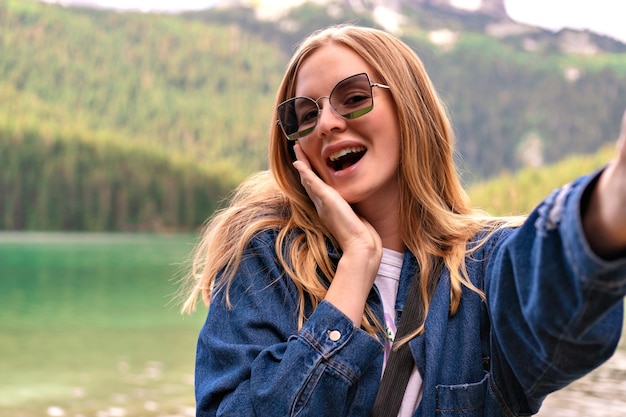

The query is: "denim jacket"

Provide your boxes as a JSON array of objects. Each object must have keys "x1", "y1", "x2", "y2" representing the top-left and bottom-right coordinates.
[{"x1": 195, "y1": 172, "x2": 626, "y2": 417}]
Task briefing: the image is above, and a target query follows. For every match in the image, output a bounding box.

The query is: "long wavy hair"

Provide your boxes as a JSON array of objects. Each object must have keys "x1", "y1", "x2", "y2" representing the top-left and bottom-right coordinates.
[{"x1": 181, "y1": 25, "x2": 518, "y2": 341}]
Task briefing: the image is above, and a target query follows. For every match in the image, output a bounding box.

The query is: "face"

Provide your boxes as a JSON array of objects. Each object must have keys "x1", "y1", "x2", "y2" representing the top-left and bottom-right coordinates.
[{"x1": 292, "y1": 44, "x2": 402, "y2": 212}]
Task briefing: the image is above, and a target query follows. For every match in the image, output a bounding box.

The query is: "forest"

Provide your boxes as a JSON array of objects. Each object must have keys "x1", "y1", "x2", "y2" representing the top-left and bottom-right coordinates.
[{"x1": 1, "y1": 0, "x2": 625, "y2": 231}]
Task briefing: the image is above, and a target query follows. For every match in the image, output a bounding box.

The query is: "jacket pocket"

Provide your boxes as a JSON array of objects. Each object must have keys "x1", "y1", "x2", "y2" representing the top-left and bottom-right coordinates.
[{"x1": 435, "y1": 373, "x2": 488, "y2": 416}]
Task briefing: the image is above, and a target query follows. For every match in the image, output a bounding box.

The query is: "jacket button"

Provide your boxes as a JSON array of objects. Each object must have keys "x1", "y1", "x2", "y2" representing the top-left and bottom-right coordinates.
[{"x1": 328, "y1": 330, "x2": 341, "y2": 341}]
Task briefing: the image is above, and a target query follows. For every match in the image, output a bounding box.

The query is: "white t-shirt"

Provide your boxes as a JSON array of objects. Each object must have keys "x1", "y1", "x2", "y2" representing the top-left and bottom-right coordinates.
[{"x1": 374, "y1": 248, "x2": 423, "y2": 417}]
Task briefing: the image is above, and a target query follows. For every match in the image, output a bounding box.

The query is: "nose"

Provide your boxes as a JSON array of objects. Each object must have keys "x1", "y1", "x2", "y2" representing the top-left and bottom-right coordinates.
[{"x1": 316, "y1": 98, "x2": 346, "y2": 136}]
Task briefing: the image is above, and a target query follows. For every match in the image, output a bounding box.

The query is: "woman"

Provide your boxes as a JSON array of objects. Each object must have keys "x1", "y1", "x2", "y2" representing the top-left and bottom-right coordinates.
[{"x1": 181, "y1": 25, "x2": 626, "y2": 417}]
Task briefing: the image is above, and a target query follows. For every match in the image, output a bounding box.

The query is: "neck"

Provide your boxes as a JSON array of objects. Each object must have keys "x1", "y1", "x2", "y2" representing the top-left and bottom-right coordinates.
[{"x1": 354, "y1": 198, "x2": 404, "y2": 253}]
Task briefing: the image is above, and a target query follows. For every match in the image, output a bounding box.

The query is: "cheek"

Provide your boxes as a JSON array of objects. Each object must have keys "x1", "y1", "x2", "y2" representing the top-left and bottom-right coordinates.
[
  {"x1": 390, "y1": 134, "x2": 402, "y2": 163},
  {"x1": 382, "y1": 143, "x2": 402, "y2": 176},
  {"x1": 374, "y1": 116, "x2": 402, "y2": 161}
]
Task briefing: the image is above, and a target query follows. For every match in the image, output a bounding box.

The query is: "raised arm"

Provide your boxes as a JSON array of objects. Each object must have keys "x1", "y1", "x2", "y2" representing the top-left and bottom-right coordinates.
[
  {"x1": 583, "y1": 109, "x2": 626, "y2": 259},
  {"x1": 484, "y1": 110, "x2": 626, "y2": 415}
]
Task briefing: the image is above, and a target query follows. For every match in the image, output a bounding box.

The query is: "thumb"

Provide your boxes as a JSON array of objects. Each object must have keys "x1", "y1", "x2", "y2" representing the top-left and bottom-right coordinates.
[{"x1": 617, "y1": 109, "x2": 626, "y2": 162}]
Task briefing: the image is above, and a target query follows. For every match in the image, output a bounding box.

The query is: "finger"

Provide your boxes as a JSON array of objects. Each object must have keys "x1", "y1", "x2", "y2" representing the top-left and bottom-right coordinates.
[
  {"x1": 293, "y1": 162, "x2": 333, "y2": 212},
  {"x1": 292, "y1": 144, "x2": 330, "y2": 198},
  {"x1": 292, "y1": 144, "x2": 330, "y2": 208},
  {"x1": 618, "y1": 109, "x2": 626, "y2": 161},
  {"x1": 292, "y1": 144, "x2": 318, "y2": 190},
  {"x1": 292, "y1": 143, "x2": 311, "y2": 168}
]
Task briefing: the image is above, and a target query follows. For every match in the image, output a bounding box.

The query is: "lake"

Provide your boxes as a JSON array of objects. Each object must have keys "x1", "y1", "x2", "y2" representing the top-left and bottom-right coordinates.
[
  {"x1": 0, "y1": 233, "x2": 623, "y2": 416},
  {"x1": 0, "y1": 232, "x2": 204, "y2": 416}
]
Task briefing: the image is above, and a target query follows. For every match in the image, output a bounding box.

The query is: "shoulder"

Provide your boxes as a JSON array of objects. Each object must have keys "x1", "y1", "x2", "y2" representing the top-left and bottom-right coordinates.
[
  {"x1": 468, "y1": 223, "x2": 517, "y2": 260},
  {"x1": 238, "y1": 229, "x2": 283, "y2": 270},
  {"x1": 218, "y1": 228, "x2": 301, "y2": 306},
  {"x1": 248, "y1": 228, "x2": 280, "y2": 248},
  {"x1": 460, "y1": 223, "x2": 517, "y2": 287}
]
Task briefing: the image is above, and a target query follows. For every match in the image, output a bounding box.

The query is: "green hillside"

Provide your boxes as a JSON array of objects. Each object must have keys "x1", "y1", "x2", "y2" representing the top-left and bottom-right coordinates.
[
  {"x1": 1, "y1": 0, "x2": 284, "y2": 175},
  {"x1": 1, "y1": 0, "x2": 625, "y2": 231},
  {"x1": 0, "y1": 123, "x2": 234, "y2": 231},
  {"x1": 467, "y1": 145, "x2": 616, "y2": 216}
]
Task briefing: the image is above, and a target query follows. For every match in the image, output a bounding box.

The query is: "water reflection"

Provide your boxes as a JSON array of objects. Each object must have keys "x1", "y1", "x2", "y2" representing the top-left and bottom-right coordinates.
[{"x1": 36, "y1": 352, "x2": 196, "y2": 417}]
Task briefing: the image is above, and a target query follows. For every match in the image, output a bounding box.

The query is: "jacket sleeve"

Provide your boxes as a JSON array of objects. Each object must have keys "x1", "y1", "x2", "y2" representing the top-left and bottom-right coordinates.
[
  {"x1": 484, "y1": 170, "x2": 626, "y2": 415},
  {"x1": 194, "y1": 230, "x2": 383, "y2": 417}
]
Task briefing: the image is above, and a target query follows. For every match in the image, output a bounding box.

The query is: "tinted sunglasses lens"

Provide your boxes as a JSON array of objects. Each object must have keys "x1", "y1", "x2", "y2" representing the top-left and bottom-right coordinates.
[
  {"x1": 278, "y1": 73, "x2": 375, "y2": 140},
  {"x1": 330, "y1": 73, "x2": 374, "y2": 119},
  {"x1": 278, "y1": 98, "x2": 318, "y2": 140}
]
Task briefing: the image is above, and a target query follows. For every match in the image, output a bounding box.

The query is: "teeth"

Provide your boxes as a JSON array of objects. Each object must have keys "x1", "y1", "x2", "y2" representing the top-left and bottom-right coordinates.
[{"x1": 328, "y1": 146, "x2": 366, "y2": 161}]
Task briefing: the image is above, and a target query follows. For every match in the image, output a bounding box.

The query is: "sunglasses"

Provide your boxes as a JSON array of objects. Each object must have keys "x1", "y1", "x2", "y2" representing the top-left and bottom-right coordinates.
[{"x1": 276, "y1": 72, "x2": 390, "y2": 141}]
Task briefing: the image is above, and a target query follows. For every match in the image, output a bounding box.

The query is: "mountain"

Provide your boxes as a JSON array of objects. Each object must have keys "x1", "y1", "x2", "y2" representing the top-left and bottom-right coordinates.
[
  {"x1": 2, "y1": 0, "x2": 625, "y2": 231},
  {"x1": 212, "y1": 0, "x2": 626, "y2": 54}
]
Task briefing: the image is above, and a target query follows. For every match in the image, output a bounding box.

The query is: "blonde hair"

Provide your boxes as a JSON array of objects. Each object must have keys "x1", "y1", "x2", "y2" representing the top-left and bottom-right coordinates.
[{"x1": 181, "y1": 25, "x2": 520, "y2": 341}]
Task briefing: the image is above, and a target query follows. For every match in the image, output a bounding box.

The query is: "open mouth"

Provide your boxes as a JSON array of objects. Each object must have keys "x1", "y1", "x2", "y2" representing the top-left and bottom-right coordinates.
[{"x1": 327, "y1": 146, "x2": 367, "y2": 171}]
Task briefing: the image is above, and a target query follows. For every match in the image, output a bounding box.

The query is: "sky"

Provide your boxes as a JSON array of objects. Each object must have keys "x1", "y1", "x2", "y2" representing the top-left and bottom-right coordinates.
[{"x1": 40, "y1": 0, "x2": 626, "y2": 44}]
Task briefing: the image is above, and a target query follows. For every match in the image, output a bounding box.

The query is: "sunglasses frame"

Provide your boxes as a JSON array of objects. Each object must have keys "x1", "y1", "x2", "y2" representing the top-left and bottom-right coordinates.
[{"x1": 276, "y1": 72, "x2": 390, "y2": 141}]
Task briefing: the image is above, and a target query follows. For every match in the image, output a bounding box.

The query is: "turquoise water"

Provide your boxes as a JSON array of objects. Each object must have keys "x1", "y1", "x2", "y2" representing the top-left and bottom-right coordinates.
[
  {"x1": 1, "y1": 233, "x2": 623, "y2": 417},
  {"x1": 0, "y1": 233, "x2": 206, "y2": 416}
]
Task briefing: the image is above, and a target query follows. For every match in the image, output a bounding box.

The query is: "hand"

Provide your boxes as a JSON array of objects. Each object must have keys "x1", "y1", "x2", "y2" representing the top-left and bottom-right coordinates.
[
  {"x1": 292, "y1": 143, "x2": 382, "y2": 325},
  {"x1": 292, "y1": 143, "x2": 382, "y2": 258},
  {"x1": 583, "y1": 109, "x2": 626, "y2": 259}
]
